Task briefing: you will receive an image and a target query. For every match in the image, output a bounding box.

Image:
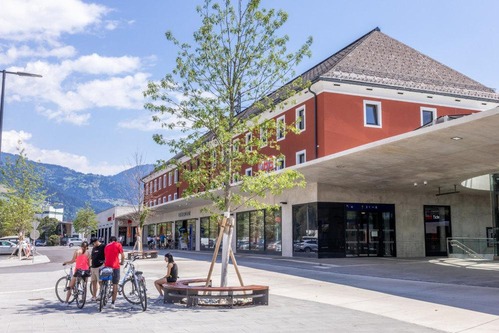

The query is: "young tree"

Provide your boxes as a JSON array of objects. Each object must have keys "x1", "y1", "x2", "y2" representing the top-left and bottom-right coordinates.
[
  {"x1": 73, "y1": 205, "x2": 98, "y2": 240},
  {"x1": 144, "y1": 0, "x2": 311, "y2": 285},
  {"x1": 119, "y1": 152, "x2": 153, "y2": 252},
  {"x1": 0, "y1": 148, "x2": 47, "y2": 258}
]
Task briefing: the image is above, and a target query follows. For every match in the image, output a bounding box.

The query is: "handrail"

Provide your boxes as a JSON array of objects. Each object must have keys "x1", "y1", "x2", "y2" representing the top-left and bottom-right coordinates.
[{"x1": 447, "y1": 238, "x2": 486, "y2": 259}]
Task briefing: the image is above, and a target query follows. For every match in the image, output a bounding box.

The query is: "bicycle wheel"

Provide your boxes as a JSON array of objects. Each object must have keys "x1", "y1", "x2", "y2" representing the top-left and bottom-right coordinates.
[
  {"x1": 138, "y1": 277, "x2": 147, "y2": 311},
  {"x1": 55, "y1": 276, "x2": 75, "y2": 304},
  {"x1": 122, "y1": 278, "x2": 140, "y2": 304},
  {"x1": 75, "y1": 278, "x2": 87, "y2": 309},
  {"x1": 99, "y1": 282, "x2": 108, "y2": 312}
]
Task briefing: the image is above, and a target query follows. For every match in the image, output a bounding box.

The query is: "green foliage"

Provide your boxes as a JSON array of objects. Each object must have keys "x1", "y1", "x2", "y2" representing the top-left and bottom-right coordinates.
[
  {"x1": 49, "y1": 234, "x2": 61, "y2": 246},
  {"x1": 144, "y1": 0, "x2": 310, "y2": 216},
  {"x1": 38, "y1": 216, "x2": 59, "y2": 240},
  {"x1": 73, "y1": 204, "x2": 98, "y2": 238},
  {"x1": 0, "y1": 149, "x2": 47, "y2": 238}
]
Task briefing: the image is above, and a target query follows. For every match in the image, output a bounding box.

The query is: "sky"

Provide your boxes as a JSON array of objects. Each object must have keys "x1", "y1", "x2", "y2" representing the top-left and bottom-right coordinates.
[{"x1": 1, "y1": 0, "x2": 498, "y2": 176}]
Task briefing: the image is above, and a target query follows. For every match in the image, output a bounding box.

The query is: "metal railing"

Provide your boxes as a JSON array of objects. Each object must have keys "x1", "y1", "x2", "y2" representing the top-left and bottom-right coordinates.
[{"x1": 446, "y1": 237, "x2": 497, "y2": 260}]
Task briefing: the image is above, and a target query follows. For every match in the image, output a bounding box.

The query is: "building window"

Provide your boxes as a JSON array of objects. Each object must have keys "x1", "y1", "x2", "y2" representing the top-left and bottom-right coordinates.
[
  {"x1": 158, "y1": 177, "x2": 162, "y2": 190},
  {"x1": 296, "y1": 106, "x2": 306, "y2": 132},
  {"x1": 163, "y1": 196, "x2": 166, "y2": 203},
  {"x1": 174, "y1": 169, "x2": 179, "y2": 183},
  {"x1": 421, "y1": 107, "x2": 437, "y2": 126},
  {"x1": 168, "y1": 194, "x2": 172, "y2": 202},
  {"x1": 168, "y1": 172, "x2": 172, "y2": 186},
  {"x1": 364, "y1": 100, "x2": 382, "y2": 127},
  {"x1": 232, "y1": 173, "x2": 240, "y2": 184},
  {"x1": 276, "y1": 156, "x2": 285, "y2": 170},
  {"x1": 245, "y1": 168, "x2": 252, "y2": 177},
  {"x1": 154, "y1": 179, "x2": 157, "y2": 192},
  {"x1": 163, "y1": 175, "x2": 166, "y2": 188},
  {"x1": 174, "y1": 193, "x2": 178, "y2": 200},
  {"x1": 276, "y1": 115, "x2": 285, "y2": 141},
  {"x1": 232, "y1": 139, "x2": 239, "y2": 153},
  {"x1": 236, "y1": 208, "x2": 282, "y2": 253},
  {"x1": 245, "y1": 132, "x2": 252, "y2": 151},
  {"x1": 296, "y1": 150, "x2": 306, "y2": 165},
  {"x1": 260, "y1": 126, "x2": 268, "y2": 147}
]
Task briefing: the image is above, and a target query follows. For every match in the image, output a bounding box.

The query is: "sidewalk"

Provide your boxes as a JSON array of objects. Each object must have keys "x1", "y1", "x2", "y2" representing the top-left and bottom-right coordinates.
[
  {"x1": 1, "y1": 250, "x2": 499, "y2": 332},
  {"x1": 0, "y1": 253, "x2": 50, "y2": 267}
]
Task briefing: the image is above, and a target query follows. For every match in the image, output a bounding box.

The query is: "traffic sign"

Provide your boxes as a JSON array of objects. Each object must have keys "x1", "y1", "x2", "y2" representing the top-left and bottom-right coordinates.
[
  {"x1": 31, "y1": 230, "x2": 40, "y2": 240},
  {"x1": 31, "y1": 221, "x2": 40, "y2": 230}
]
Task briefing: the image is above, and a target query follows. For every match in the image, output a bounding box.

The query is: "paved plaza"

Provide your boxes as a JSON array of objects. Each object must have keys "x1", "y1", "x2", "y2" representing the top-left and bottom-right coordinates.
[{"x1": 1, "y1": 248, "x2": 499, "y2": 332}]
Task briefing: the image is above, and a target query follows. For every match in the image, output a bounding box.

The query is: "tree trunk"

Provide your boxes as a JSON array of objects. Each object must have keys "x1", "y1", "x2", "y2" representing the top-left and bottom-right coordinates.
[
  {"x1": 134, "y1": 226, "x2": 143, "y2": 252},
  {"x1": 220, "y1": 215, "x2": 234, "y2": 287}
]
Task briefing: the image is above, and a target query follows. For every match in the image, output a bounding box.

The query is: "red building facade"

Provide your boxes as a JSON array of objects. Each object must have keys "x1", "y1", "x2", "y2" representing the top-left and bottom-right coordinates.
[{"x1": 142, "y1": 28, "x2": 499, "y2": 258}]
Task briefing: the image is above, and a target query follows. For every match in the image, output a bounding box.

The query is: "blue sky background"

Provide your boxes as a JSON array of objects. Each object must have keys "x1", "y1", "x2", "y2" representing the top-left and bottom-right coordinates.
[{"x1": 1, "y1": 0, "x2": 498, "y2": 175}]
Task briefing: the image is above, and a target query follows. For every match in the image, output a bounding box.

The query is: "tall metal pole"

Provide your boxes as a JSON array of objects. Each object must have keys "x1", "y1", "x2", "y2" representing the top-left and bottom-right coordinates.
[
  {"x1": 0, "y1": 70, "x2": 6, "y2": 154},
  {"x1": 0, "y1": 70, "x2": 42, "y2": 155}
]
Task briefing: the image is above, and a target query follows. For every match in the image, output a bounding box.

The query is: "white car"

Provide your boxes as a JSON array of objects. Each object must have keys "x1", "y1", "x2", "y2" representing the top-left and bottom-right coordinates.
[
  {"x1": 67, "y1": 238, "x2": 83, "y2": 247},
  {"x1": 0, "y1": 240, "x2": 17, "y2": 255}
]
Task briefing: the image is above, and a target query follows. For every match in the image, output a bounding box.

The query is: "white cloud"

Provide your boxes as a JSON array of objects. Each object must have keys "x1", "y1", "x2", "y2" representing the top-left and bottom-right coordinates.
[
  {"x1": 0, "y1": 45, "x2": 76, "y2": 65},
  {"x1": 118, "y1": 115, "x2": 164, "y2": 132},
  {"x1": 0, "y1": 0, "x2": 108, "y2": 43},
  {"x1": 67, "y1": 53, "x2": 141, "y2": 75},
  {"x1": 2, "y1": 130, "x2": 125, "y2": 175},
  {"x1": 4, "y1": 57, "x2": 149, "y2": 125}
]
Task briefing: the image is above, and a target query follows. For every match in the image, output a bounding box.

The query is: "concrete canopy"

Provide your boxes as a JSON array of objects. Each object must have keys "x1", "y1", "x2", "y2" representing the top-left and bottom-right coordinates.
[{"x1": 294, "y1": 106, "x2": 499, "y2": 195}]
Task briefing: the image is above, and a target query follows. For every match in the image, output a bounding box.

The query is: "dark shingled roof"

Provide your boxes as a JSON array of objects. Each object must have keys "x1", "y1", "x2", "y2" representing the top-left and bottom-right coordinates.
[{"x1": 301, "y1": 28, "x2": 499, "y2": 101}]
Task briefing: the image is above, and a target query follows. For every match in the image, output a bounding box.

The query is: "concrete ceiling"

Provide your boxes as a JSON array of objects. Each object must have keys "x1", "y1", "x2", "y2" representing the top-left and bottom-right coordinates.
[{"x1": 294, "y1": 106, "x2": 499, "y2": 195}]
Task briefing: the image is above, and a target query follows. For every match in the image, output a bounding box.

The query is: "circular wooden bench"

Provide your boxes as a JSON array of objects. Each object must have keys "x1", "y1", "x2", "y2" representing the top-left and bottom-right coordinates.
[
  {"x1": 163, "y1": 279, "x2": 269, "y2": 307},
  {"x1": 127, "y1": 250, "x2": 158, "y2": 259}
]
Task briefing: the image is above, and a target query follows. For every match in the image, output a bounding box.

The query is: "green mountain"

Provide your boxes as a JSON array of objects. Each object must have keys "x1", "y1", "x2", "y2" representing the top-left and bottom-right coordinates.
[{"x1": 0, "y1": 152, "x2": 154, "y2": 221}]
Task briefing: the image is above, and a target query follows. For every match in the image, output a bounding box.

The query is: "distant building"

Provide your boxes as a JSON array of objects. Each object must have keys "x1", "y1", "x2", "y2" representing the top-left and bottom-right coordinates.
[
  {"x1": 95, "y1": 206, "x2": 135, "y2": 245},
  {"x1": 36, "y1": 204, "x2": 64, "y2": 222},
  {"x1": 142, "y1": 28, "x2": 499, "y2": 258}
]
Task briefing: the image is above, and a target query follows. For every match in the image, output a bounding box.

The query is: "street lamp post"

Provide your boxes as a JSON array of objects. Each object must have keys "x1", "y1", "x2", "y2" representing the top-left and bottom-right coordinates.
[{"x1": 0, "y1": 70, "x2": 43, "y2": 154}]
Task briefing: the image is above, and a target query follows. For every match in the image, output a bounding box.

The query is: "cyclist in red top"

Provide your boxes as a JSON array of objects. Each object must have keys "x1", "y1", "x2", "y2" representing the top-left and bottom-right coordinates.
[
  {"x1": 63, "y1": 241, "x2": 90, "y2": 305},
  {"x1": 104, "y1": 236, "x2": 125, "y2": 308}
]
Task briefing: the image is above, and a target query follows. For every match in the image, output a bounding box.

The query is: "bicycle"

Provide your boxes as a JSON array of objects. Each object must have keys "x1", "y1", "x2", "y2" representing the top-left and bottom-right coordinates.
[
  {"x1": 98, "y1": 267, "x2": 114, "y2": 312},
  {"x1": 119, "y1": 255, "x2": 147, "y2": 311},
  {"x1": 55, "y1": 264, "x2": 88, "y2": 309}
]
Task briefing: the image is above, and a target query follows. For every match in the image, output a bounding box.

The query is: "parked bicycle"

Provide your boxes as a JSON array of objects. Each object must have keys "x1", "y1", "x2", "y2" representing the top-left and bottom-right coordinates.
[
  {"x1": 98, "y1": 266, "x2": 114, "y2": 312},
  {"x1": 119, "y1": 255, "x2": 147, "y2": 311},
  {"x1": 55, "y1": 264, "x2": 88, "y2": 309}
]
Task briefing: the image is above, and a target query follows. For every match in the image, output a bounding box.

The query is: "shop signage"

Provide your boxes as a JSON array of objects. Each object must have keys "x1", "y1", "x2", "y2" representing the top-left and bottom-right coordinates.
[{"x1": 178, "y1": 211, "x2": 191, "y2": 217}]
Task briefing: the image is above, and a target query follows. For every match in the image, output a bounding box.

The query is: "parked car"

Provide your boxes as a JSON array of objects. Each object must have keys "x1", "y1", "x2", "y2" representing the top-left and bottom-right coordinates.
[
  {"x1": 0, "y1": 240, "x2": 17, "y2": 255},
  {"x1": 0, "y1": 235, "x2": 30, "y2": 245},
  {"x1": 35, "y1": 239, "x2": 47, "y2": 246},
  {"x1": 67, "y1": 238, "x2": 83, "y2": 247},
  {"x1": 267, "y1": 241, "x2": 282, "y2": 252},
  {"x1": 293, "y1": 239, "x2": 318, "y2": 253}
]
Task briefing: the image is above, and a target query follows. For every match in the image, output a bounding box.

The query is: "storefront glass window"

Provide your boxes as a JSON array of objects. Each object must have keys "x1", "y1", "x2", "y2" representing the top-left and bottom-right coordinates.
[
  {"x1": 265, "y1": 209, "x2": 282, "y2": 253},
  {"x1": 200, "y1": 216, "x2": 219, "y2": 250},
  {"x1": 293, "y1": 203, "x2": 318, "y2": 255},
  {"x1": 176, "y1": 219, "x2": 197, "y2": 251},
  {"x1": 237, "y1": 212, "x2": 250, "y2": 250},
  {"x1": 236, "y1": 208, "x2": 281, "y2": 252}
]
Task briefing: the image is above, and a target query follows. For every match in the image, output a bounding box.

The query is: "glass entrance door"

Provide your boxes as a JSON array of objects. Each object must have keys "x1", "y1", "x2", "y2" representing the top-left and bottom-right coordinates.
[
  {"x1": 345, "y1": 204, "x2": 395, "y2": 257},
  {"x1": 424, "y1": 206, "x2": 451, "y2": 256}
]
